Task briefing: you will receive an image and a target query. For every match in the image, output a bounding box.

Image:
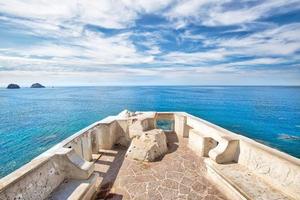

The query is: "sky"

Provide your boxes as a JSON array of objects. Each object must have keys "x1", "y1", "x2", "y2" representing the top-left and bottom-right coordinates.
[{"x1": 0, "y1": 0, "x2": 300, "y2": 86}]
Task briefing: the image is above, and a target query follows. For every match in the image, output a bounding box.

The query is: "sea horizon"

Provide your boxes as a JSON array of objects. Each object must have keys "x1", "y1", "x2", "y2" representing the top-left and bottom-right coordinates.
[{"x1": 1, "y1": 85, "x2": 300, "y2": 88}]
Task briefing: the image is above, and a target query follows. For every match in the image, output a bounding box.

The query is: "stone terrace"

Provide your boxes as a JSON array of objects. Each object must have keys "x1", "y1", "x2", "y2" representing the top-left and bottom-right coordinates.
[{"x1": 93, "y1": 133, "x2": 227, "y2": 200}]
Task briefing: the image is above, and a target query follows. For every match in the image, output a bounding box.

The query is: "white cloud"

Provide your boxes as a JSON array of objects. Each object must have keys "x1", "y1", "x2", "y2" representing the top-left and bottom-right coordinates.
[
  {"x1": 0, "y1": 0, "x2": 174, "y2": 29},
  {"x1": 166, "y1": 0, "x2": 300, "y2": 27},
  {"x1": 161, "y1": 48, "x2": 229, "y2": 64},
  {"x1": 206, "y1": 23, "x2": 300, "y2": 56},
  {"x1": 122, "y1": 0, "x2": 173, "y2": 13}
]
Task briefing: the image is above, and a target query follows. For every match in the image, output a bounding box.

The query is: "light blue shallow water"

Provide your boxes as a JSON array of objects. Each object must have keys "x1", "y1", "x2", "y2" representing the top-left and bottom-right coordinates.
[{"x1": 0, "y1": 86, "x2": 299, "y2": 177}]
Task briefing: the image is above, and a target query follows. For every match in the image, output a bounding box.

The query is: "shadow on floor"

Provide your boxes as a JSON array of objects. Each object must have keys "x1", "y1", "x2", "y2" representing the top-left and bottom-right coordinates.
[
  {"x1": 94, "y1": 146, "x2": 127, "y2": 200},
  {"x1": 165, "y1": 132, "x2": 179, "y2": 154}
]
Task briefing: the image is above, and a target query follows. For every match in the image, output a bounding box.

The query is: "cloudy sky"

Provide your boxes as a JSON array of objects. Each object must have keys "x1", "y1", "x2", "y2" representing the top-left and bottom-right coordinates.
[{"x1": 0, "y1": 0, "x2": 300, "y2": 86}]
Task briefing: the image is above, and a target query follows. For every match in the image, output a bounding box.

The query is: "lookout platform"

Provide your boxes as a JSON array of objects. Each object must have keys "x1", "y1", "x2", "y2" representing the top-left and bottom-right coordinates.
[{"x1": 0, "y1": 111, "x2": 299, "y2": 200}]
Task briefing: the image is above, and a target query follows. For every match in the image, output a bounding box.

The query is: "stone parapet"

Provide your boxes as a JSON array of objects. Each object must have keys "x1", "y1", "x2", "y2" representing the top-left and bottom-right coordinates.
[{"x1": 0, "y1": 110, "x2": 299, "y2": 200}]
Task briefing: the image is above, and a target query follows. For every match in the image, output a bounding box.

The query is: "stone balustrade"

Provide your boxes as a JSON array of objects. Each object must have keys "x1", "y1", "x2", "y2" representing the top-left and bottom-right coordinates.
[{"x1": 0, "y1": 111, "x2": 299, "y2": 200}]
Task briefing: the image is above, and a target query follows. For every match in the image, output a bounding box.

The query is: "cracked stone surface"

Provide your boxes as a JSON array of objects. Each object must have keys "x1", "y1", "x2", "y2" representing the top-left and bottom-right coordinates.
[
  {"x1": 126, "y1": 129, "x2": 168, "y2": 162},
  {"x1": 94, "y1": 133, "x2": 227, "y2": 200}
]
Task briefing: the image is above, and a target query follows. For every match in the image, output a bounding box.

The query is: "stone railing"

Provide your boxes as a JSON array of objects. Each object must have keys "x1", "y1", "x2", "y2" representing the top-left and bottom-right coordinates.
[
  {"x1": 0, "y1": 120, "x2": 100, "y2": 200},
  {"x1": 0, "y1": 115, "x2": 122, "y2": 200},
  {"x1": 0, "y1": 111, "x2": 156, "y2": 200},
  {"x1": 156, "y1": 112, "x2": 300, "y2": 200},
  {"x1": 0, "y1": 111, "x2": 299, "y2": 200}
]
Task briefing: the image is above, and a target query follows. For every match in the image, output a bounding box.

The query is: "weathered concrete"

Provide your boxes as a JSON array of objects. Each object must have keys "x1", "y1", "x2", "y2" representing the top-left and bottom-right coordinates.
[
  {"x1": 0, "y1": 110, "x2": 299, "y2": 200},
  {"x1": 0, "y1": 157, "x2": 64, "y2": 200}
]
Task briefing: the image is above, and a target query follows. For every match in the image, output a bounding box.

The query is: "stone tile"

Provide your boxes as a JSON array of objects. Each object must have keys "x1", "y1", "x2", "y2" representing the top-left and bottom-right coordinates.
[
  {"x1": 166, "y1": 171, "x2": 183, "y2": 182},
  {"x1": 162, "y1": 179, "x2": 179, "y2": 190},
  {"x1": 127, "y1": 183, "x2": 147, "y2": 197},
  {"x1": 152, "y1": 170, "x2": 166, "y2": 180},
  {"x1": 133, "y1": 192, "x2": 148, "y2": 200},
  {"x1": 180, "y1": 177, "x2": 194, "y2": 187},
  {"x1": 184, "y1": 169, "x2": 200, "y2": 179},
  {"x1": 147, "y1": 190, "x2": 163, "y2": 200},
  {"x1": 158, "y1": 186, "x2": 178, "y2": 200},
  {"x1": 135, "y1": 175, "x2": 156, "y2": 183},
  {"x1": 147, "y1": 181, "x2": 160, "y2": 192},
  {"x1": 187, "y1": 191, "x2": 203, "y2": 200},
  {"x1": 191, "y1": 181, "x2": 206, "y2": 193},
  {"x1": 177, "y1": 193, "x2": 188, "y2": 200},
  {"x1": 179, "y1": 184, "x2": 190, "y2": 194}
]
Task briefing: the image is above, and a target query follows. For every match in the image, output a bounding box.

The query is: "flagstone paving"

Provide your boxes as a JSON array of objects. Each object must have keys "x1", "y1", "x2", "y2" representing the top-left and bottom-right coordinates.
[{"x1": 94, "y1": 133, "x2": 227, "y2": 200}]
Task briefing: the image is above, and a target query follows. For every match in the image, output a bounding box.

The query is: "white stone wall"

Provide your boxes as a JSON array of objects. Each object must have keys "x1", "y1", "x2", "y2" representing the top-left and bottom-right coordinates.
[
  {"x1": 238, "y1": 141, "x2": 300, "y2": 199},
  {"x1": 0, "y1": 117, "x2": 105, "y2": 200},
  {"x1": 0, "y1": 158, "x2": 64, "y2": 200}
]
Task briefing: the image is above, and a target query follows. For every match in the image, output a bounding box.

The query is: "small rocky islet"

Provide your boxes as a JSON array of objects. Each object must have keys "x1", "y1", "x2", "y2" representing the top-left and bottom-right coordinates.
[
  {"x1": 6, "y1": 83, "x2": 45, "y2": 89},
  {"x1": 30, "y1": 83, "x2": 45, "y2": 88},
  {"x1": 6, "y1": 83, "x2": 20, "y2": 89}
]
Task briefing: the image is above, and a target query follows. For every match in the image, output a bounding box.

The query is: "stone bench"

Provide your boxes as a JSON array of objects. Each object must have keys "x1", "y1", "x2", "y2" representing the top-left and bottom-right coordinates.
[
  {"x1": 205, "y1": 159, "x2": 293, "y2": 200},
  {"x1": 208, "y1": 136, "x2": 239, "y2": 164},
  {"x1": 47, "y1": 173, "x2": 98, "y2": 200},
  {"x1": 188, "y1": 129, "x2": 218, "y2": 157},
  {"x1": 55, "y1": 148, "x2": 94, "y2": 179},
  {"x1": 188, "y1": 129, "x2": 239, "y2": 164},
  {"x1": 46, "y1": 148, "x2": 99, "y2": 200},
  {"x1": 0, "y1": 148, "x2": 99, "y2": 200}
]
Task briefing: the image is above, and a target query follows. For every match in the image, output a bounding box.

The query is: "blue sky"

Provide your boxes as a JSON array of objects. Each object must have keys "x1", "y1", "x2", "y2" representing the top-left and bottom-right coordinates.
[{"x1": 0, "y1": 0, "x2": 300, "y2": 86}]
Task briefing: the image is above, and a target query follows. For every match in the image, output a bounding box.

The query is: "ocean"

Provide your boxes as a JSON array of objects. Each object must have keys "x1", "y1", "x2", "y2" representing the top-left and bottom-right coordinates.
[{"x1": 0, "y1": 86, "x2": 299, "y2": 178}]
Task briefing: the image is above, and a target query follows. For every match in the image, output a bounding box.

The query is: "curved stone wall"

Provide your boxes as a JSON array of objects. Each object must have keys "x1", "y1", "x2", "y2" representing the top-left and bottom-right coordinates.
[{"x1": 0, "y1": 111, "x2": 299, "y2": 200}]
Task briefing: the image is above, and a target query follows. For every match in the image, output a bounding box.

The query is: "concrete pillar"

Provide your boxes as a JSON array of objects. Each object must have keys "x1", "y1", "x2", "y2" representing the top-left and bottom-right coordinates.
[
  {"x1": 81, "y1": 132, "x2": 92, "y2": 161},
  {"x1": 91, "y1": 128, "x2": 100, "y2": 154},
  {"x1": 97, "y1": 124, "x2": 114, "y2": 149},
  {"x1": 69, "y1": 137, "x2": 83, "y2": 159},
  {"x1": 174, "y1": 114, "x2": 188, "y2": 137}
]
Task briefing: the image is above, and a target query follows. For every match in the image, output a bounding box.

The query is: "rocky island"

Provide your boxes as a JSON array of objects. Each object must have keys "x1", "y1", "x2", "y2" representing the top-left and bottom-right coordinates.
[
  {"x1": 30, "y1": 83, "x2": 45, "y2": 88},
  {"x1": 6, "y1": 84, "x2": 20, "y2": 89}
]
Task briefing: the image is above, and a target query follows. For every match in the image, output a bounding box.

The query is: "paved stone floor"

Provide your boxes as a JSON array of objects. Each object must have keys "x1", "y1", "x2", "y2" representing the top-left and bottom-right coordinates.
[{"x1": 94, "y1": 133, "x2": 227, "y2": 200}]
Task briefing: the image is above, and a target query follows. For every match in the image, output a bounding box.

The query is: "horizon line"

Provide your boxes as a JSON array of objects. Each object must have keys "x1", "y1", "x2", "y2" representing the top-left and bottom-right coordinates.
[{"x1": 1, "y1": 84, "x2": 300, "y2": 88}]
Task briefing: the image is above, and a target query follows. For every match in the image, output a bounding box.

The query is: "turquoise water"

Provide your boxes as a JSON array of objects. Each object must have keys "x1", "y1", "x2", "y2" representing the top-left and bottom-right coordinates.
[{"x1": 0, "y1": 86, "x2": 299, "y2": 177}]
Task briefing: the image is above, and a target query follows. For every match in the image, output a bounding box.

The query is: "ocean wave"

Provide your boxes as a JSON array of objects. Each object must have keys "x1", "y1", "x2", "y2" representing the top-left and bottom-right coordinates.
[{"x1": 277, "y1": 134, "x2": 300, "y2": 141}]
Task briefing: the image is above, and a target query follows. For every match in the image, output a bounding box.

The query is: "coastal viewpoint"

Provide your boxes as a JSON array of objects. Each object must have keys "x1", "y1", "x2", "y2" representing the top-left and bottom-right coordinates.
[{"x1": 0, "y1": 1, "x2": 299, "y2": 200}]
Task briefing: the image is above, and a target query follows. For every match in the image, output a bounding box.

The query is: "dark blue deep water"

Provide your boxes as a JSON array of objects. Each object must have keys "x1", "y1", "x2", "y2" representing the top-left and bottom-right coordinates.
[{"x1": 0, "y1": 86, "x2": 300, "y2": 177}]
